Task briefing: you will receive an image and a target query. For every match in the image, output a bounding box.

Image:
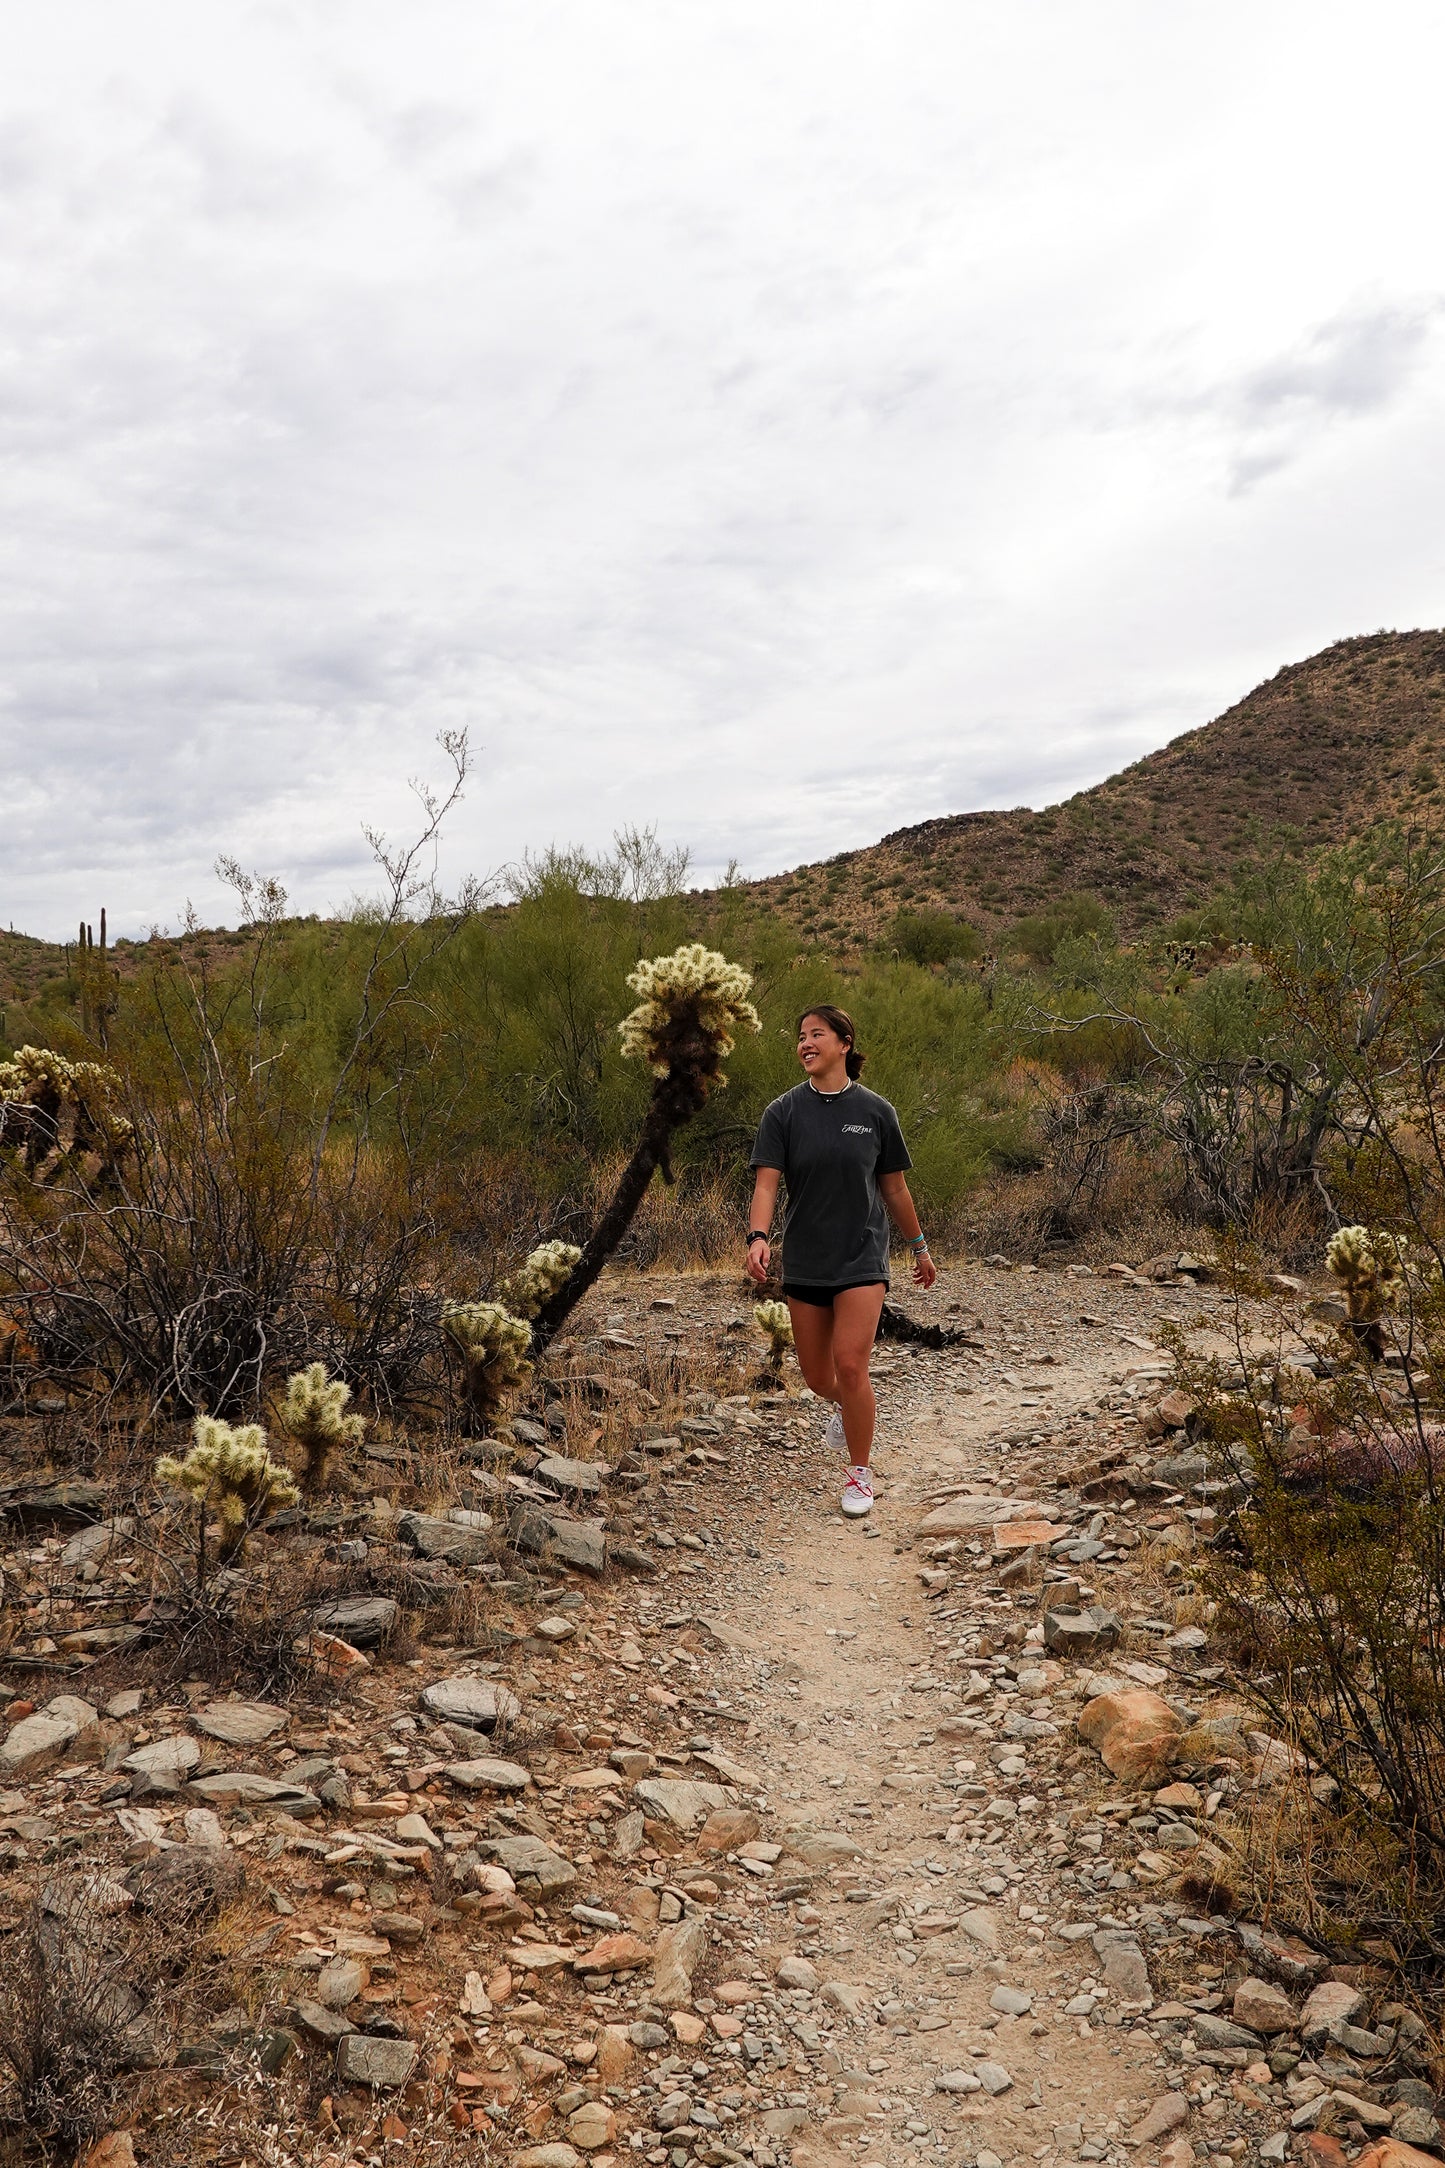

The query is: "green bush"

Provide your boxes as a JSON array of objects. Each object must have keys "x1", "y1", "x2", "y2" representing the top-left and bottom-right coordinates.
[{"x1": 886, "y1": 908, "x2": 982, "y2": 966}]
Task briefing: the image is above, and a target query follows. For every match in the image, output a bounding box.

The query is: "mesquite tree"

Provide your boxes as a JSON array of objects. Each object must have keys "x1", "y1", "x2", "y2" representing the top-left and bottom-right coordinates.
[{"x1": 528, "y1": 943, "x2": 760, "y2": 1354}]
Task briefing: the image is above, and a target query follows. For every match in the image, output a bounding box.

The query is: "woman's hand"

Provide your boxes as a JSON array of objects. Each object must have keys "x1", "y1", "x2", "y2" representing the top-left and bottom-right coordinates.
[
  {"x1": 912, "y1": 1248, "x2": 937, "y2": 1289},
  {"x1": 746, "y1": 1238, "x2": 771, "y2": 1285}
]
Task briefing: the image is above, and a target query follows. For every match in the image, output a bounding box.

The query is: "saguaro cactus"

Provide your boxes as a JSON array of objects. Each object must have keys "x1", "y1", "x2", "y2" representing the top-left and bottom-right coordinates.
[{"x1": 528, "y1": 944, "x2": 761, "y2": 1355}]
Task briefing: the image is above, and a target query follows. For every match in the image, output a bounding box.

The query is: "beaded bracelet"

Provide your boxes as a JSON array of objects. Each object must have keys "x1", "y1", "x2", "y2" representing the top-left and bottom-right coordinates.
[{"x1": 908, "y1": 1233, "x2": 929, "y2": 1250}]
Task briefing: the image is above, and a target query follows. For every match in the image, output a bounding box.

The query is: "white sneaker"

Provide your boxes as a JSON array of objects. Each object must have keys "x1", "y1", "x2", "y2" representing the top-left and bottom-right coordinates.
[
  {"x1": 841, "y1": 1464, "x2": 874, "y2": 1517},
  {"x1": 824, "y1": 1404, "x2": 847, "y2": 1453}
]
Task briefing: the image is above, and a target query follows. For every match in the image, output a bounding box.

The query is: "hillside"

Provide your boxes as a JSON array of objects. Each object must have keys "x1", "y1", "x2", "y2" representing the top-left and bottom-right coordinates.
[
  {"x1": 741, "y1": 628, "x2": 1445, "y2": 946},
  {"x1": 5, "y1": 631, "x2": 1445, "y2": 1031}
]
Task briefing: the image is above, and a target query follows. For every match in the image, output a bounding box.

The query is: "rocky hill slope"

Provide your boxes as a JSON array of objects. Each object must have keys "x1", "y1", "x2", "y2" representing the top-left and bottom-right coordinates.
[{"x1": 740, "y1": 628, "x2": 1445, "y2": 946}]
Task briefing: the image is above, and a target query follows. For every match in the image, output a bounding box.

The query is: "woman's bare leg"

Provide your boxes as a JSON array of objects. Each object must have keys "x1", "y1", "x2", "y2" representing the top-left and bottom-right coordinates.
[
  {"x1": 786, "y1": 1287, "x2": 885, "y2": 1467},
  {"x1": 786, "y1": 1299, "x2": 838, "y2": 1403},
  {"x1": 829, "y1": 1284, "x2": 886, "y2": 1466}
]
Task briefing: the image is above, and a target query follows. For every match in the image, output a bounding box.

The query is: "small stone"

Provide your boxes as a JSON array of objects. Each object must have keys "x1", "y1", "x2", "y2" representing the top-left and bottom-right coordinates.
[
  {"x1": 594, "y1": 2024, "x2": 634, "y2": 2081},
  {"x1": 370, "y1": 1912, "x2": 425, "y2": 1946},
  {"x1": 1132, "y1": 2095, "x2": 1190, "y2": 2145},
  {"x1": 1094, "y1": 1930, "x2": 1151, "y2": 2001},
  {"x1": 975, "y1": 2061, "x2": 1012, "y2": 2095},
  {"x1": 310, "y1": 1595, "x2": 399, "y2": 1647},
  {"x1": 1156, "y1": 1391, "x2": 1197, "y2": 1430},
  {"x1": 956, "y1": 1906, "x2": 1002, "y2": 1951},
  {"x1": 1043, "y1": 1605, "x2": 1123, "y2": 1658},
  {"x1": 1158, "y1": 2142, "x2": 1195, "y2": 2168},
  {"x1": 1301, "y1": 1979, "x2": 1364, "y2": 2038},
  {"x1": 335, "y1": 2033, "x2": 417, "y2": 2088},
  {"x1": 295, "y1": 2000, "x2": 357, "y2": 2046},
  {"x1": 632, "y1": 1777, "x2": 730, "y2": 1830},
  {"x1": 670, "y1": 2011, "x2": 707, "y2": 2045},
  {"x1": 572, "y1": 1932, "x2": 651, "y2": 1975},
  {"x1": 776, "y1": 1955, "x2": 818, "y2": 1990},
  {"x1": 936, "y1": 2070, "x2": 983, "y2": 2094},
  {"x1": 315, "y1": 1957, "x2": 368, "y2": 2009},
  {"x1": 194, "y1": 1701, "x2": 288, "y2": 1746},
  {"x1": 515, "y1": 2147, "x2": 582, "y2": 2168},
  {"x1": 444, "y1": 1756, "x2": 532, "y2": 1793},
  {"x1": 1233, "y1": 1977, "x2": 1297, "y2": 2035},
  {"x1": 484, "y1": 1835, "x2": 577, "y2": 1893},
  {"x1": 122, "y1": 1734, "x2": 201, "y2": 1791},
  {"x1": 989, "y1": 1985, "x2": 1032, "y2": 2016},
  {"x1": 697, "y1": 1808, "x2": 760, "y2": 1852},
  {"x1": 653, "y1": 1915, "x2": 708, "y2": 2007},
  {"x1": 1078, "y1": 1688, "x2": 1184, "y2": 1781},
  {"x1": 1, "y1": 1695, "x2": 98, "y2": 1776},
  {"x1": 1360, "y1": 2133, "x2": 1445, "y2": 2168},
  {"x1": 568, "y1": 2102, "x2": 616, "y2": 2152},
  {"x1": 628, "y1": 2022, "x2": 669, "y2": 2050},
  {"x1": 420, "y1": 1675, "x2": 522, "y2": 1733}
]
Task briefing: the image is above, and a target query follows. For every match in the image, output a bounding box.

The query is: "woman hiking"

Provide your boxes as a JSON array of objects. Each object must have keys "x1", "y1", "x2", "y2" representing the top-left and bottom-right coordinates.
[{"x1": 745, "y1": 1004, "x2": 936, "y2": 1517}]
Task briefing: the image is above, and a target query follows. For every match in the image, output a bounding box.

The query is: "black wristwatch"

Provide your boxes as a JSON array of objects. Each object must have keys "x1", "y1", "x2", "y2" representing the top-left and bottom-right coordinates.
[{"x1": 747, "y1": 1230, "x2": 770, "y2": 1245}]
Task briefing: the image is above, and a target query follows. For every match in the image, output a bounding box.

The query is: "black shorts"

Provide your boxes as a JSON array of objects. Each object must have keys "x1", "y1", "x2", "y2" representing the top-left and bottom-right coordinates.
[{"x1": 783, "y1": 1281, "x2": 887, "y2": 1308}]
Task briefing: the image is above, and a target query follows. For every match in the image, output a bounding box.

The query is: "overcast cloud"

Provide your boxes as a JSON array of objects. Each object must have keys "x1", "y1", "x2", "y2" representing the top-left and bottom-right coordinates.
[{"x1": 3, "y1": 1, "x2": 1444, "y2": 938}]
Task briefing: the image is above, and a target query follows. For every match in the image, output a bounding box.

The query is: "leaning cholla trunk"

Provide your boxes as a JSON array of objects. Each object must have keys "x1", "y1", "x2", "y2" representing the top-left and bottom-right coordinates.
[
  {"x1": 529, "y1": 946, "x2": 760, "y2": 1357},
  {"x1": 528, "y1": 1039, "x2": 710, "y2": 1356}
]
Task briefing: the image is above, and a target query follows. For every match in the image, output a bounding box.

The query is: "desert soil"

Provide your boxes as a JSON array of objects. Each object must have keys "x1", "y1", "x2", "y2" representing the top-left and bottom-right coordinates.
[{"x1": 0, "y1": 1262, "x2": 1360, "y2": 2168}]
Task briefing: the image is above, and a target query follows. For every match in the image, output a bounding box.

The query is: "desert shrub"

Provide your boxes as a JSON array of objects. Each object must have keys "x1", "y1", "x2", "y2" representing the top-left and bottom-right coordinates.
[
  {"x1": 886, "y1": 908, "x2": 981, "y2": 966},
  {"x1": 1010, "y1": 892, "x2": 1116, "y2": 965}
]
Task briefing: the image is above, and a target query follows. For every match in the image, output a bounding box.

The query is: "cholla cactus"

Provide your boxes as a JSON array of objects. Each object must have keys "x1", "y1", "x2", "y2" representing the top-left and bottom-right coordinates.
[
  {"x1": 618, "y1": 943, "x2": 761, "y2": 1084},
  {"x1": 753, "y1": 1299, "x2": 794, "y2": 1376},
  {"x1": 0, "y1": 1045, "x2": 132, "y2": 1176},
  {"x1": 505, "y1": 1241, "x2": 583, "y2": 1319},
  {"x1": 442, "y1": 1299, "x2": 533, "y2": 1429},
  {"x1": 156, "y1": 1414, "x2": 300, "y2": 1567},
  {"x1": 1326, "y1": 1225, "x2": 1406, "y2": 1322},
  {"x1": 277, "y1": 1360, "x2": 366, "y2": 1493},
  {"x1": 1325, "y1": 1224, "x2": 1408, "y2": 1363},
  {"x1": 530, "y1": 944, "x2": 761, "y2": 1358}
]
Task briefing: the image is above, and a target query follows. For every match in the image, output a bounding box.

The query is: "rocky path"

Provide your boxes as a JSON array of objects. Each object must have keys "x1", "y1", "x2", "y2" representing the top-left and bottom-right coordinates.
[{"x1": 673, "y1": 1271, "x2": 1216, "y2": 2168}]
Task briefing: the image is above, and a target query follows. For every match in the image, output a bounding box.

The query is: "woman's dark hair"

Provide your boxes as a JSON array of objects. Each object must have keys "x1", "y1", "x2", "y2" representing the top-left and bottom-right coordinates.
[{"x1": 797, "y1": 1004, "x2": 866, "y2": 1080}]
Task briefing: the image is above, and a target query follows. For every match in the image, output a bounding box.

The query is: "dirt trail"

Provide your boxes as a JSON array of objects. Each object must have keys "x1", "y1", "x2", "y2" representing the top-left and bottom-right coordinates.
[{"x1": 689, "y1": 1272, "x2": 1201, "y2": 2168}]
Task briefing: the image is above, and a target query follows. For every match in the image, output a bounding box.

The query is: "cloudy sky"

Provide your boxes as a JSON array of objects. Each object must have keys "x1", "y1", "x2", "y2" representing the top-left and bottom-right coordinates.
[{"x1": 4, "y1": 2, "x2": 1444, "y2": 938}]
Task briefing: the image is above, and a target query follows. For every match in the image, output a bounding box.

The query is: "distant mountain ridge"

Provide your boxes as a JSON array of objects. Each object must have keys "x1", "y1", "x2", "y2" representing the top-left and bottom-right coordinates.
[{"x1": 739, "y1": 628, "x2": 1445, "y2": 943}]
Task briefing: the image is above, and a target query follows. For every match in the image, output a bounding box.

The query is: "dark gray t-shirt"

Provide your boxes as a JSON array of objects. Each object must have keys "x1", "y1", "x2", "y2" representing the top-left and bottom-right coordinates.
[{"x1": 750, "y1": 1081, "x2": 912, "y2": 1287}]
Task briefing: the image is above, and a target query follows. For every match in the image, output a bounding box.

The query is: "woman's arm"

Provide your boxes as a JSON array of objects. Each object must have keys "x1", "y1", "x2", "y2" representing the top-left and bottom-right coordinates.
[
  {"x1": 746, "y1": 1167, "x2": 781, "y2": 1285},
  {"x1": 879, "y1": 1170, "x2": 938, "y2": 1289}
]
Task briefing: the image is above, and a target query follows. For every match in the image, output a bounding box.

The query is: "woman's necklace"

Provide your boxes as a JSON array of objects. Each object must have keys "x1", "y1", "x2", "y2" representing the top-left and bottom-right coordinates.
[{"x1": 807, "y1": 1076, "x2": 853, "y2": 1097}]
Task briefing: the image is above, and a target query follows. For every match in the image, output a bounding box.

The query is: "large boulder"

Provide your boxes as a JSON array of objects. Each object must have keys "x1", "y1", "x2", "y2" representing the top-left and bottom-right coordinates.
[
  {"x1": 1, "y1": 1695, "x2": 99, "y2": 1776},
  {"x1": 1078, "y1": 1689, "x2": 1183, "y2": 1781}
]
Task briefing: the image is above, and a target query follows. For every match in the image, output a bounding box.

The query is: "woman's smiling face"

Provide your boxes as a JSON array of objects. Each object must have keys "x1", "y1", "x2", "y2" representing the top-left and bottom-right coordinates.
[{"x1": 797, "y1": 1012, "x2": 849, "y2": 1074}]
